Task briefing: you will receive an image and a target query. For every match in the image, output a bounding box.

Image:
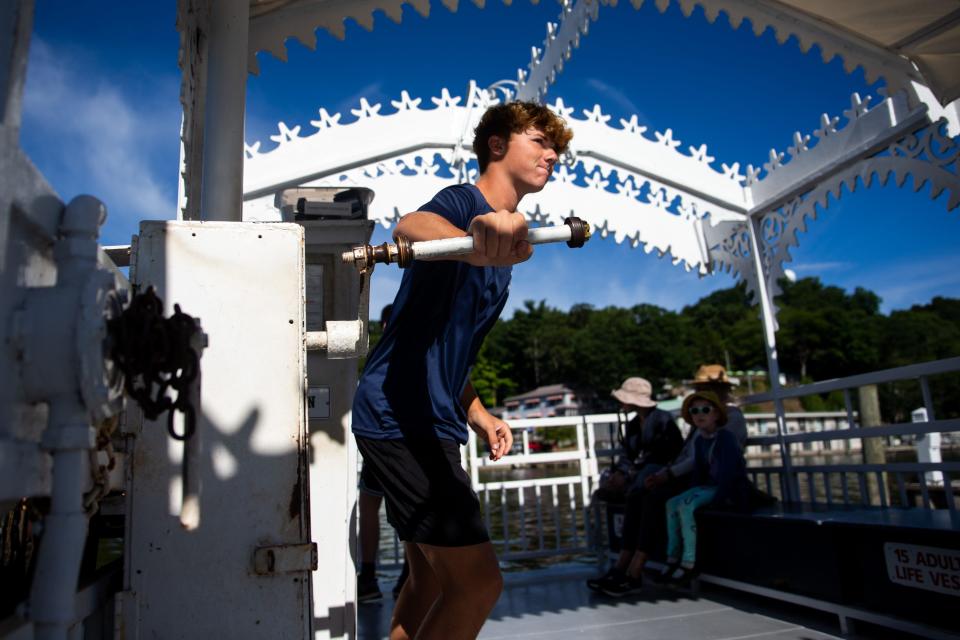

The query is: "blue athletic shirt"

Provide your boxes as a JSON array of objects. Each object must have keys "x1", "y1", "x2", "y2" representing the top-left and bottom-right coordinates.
[{"x1": 351, "y1": 184, "x2": 512, "y2": 444}]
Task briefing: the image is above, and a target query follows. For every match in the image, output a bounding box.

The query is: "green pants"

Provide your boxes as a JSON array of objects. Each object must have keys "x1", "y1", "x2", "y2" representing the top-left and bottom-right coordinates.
[{"x1": 665, "y1": 485, "x2": 717, "y2": 567}]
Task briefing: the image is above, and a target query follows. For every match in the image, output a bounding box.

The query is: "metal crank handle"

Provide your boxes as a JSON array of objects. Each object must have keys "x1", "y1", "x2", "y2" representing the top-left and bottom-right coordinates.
[{"x1": 342, "y1": 216, "x2": 591, "y2": 270}]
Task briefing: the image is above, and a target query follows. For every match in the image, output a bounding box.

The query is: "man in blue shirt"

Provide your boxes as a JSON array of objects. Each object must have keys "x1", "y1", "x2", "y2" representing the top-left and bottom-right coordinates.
[{"x1": 352, "y1": 102, "x2": 572, "y2": 640}]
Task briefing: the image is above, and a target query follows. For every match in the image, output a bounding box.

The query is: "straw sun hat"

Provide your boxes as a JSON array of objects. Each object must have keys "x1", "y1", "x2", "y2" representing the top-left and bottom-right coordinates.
[
  {"x1": 692, "y1": 364, "x2": 735, "y2": 387},
  {"x1": 611, "y1": 377, "x2": 657, "y2": 408}
]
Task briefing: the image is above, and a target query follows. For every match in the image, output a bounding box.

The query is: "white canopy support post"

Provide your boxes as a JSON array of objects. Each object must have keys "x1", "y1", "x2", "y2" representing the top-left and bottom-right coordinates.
[
  {"x1": 200, "y1": 0, "x2": 249, "y2": 222},
  {"x1": 514, "y1": 0, "x2": 599, "y2": 103},
  {"x1": 746, "y1": 214, "x2": 798, "y2": 503},
  {"x1": 692, "y1": 216, "x2": 712, "y2": 275},
  {"x1": 176, "y1": 0, "x2": 210, "y2": 221},
  {"x1": 0, "y1": 0, "x2": 32, "y2": 134},
  {"x1": 451, "y1": 80, "x2": 480, "y2": 182}
]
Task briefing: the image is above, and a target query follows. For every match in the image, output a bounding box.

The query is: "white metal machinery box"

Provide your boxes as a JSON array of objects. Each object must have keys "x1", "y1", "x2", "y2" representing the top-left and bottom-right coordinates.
[{"x1": 123, "y1": 221, "x2": 316, "y2": 638}]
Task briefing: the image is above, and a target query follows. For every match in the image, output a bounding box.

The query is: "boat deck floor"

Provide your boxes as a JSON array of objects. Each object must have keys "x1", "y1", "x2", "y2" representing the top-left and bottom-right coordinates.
[{"x1": 357, "y1": 563, "x2": 905, "y2": 640}]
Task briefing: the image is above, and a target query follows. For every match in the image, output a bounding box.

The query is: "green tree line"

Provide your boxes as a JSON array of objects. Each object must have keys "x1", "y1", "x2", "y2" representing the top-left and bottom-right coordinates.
[
  {"x1": 366, "y1": 277, "x2": 960, "y2": 422},
  {"x1": 475, "y1": 278, "x2": 960, "y2": 421}
]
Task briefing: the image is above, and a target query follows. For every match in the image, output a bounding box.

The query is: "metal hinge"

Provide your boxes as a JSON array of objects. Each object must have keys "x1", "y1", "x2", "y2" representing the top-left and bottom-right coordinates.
[{"x1": 253, "y1": 542, "x2": 318, "y2": 575}]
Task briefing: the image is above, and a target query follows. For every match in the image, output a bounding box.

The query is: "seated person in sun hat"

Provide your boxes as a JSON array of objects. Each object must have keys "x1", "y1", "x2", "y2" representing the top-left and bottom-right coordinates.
[
  {"x1": 586, "y1": 377, "x2": 683, "y2": 596},
  {"x1": 657, "y1": 390, "x2": 751, "y2": 587},
  {"x1": 599, "y1": 377, "x2": 683, "y2": 499},
  {"x1": 691, "y1": 364, "x2": 746, "y2": 446},
  {"x1": 644, "y1": 364, "x2": 745, "y2": 492},
  {"x1": 592, "y1": 366, "x2": 750, "y2": 596}
]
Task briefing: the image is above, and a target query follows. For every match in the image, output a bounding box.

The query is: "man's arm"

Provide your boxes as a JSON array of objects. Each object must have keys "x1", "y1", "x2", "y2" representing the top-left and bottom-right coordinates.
[
  {"x1": 393, "y1": 211, "x2": 467, "y2": 243},
  {"x1": 394, "y1": 210, "x2": 532, "y2": 267},
  {"x1": 460, "y1": 381, "x2": 514, "y2": 461}
]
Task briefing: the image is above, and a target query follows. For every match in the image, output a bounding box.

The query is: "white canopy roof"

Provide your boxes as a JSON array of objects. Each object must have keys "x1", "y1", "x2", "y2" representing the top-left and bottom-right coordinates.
[
  {"x1": 175, "y1": 0, "x2": 959, "y2": 312},
  {"x1": 242, "y1": 0, "x2": 960, "y2": 105},
  {"x1": 775, "y1": 0, "x2": 960, "y2": 105}
]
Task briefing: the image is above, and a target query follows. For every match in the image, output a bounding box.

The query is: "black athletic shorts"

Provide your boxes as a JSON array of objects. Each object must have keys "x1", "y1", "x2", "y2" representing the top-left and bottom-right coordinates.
[
  {"x1": 358, "y1": 460, "x2": 384, "y2": 497},
  {"x1": 355, "y1": 435, "x2": 490, "y2": 547}
]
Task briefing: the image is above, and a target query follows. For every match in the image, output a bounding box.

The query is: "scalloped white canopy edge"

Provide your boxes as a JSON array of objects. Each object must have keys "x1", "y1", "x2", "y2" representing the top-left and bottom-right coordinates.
[
  {"x1": 244, "y1": 0, "x2": 960, "y2": 106},
  {"x1": 241, "y1": 90, "x2": 748, "y2": 274},
  {"x1": 240, "y1": 83, "x2": 950, "y2": 277}
]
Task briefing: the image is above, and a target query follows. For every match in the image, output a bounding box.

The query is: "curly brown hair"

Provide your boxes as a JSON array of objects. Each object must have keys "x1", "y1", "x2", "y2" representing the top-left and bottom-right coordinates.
[{"x1": 472, "y1": 101, "x2": 573, "y2": 173}]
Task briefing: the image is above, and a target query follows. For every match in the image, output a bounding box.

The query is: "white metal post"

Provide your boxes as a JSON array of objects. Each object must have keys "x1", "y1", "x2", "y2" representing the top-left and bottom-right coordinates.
[
  {"x1": 912, "y1": 407, "x2": 944, "y2": 488},
  {"x1": 20, "y1": 196, "x2": 107, "y2": 640},
  {"x1": 746, "y1": 214, "x2": 797, "y2": 502},
  {"x1": 1, "y1": 0, "x2": 33, "y2": 133},
  {"x1": 200, "y1": 0, "x2": 248, "y2": 222}
]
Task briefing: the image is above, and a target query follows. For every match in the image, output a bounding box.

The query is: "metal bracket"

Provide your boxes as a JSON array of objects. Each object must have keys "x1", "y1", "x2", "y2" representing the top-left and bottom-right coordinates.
[{"x1": 252, "y1": 543, "x2": 318, "y2": 575}]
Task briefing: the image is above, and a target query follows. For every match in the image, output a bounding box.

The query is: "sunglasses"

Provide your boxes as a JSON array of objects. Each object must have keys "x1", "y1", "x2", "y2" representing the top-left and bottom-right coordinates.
[{"x1": 689, "y1": 406, "x2": 714, "y2": 416}]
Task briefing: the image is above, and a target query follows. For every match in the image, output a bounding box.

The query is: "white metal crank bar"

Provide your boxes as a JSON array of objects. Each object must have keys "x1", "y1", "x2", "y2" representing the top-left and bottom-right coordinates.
[{"x1": 341, "y1": 216, "x2": 591, "y2": 270}]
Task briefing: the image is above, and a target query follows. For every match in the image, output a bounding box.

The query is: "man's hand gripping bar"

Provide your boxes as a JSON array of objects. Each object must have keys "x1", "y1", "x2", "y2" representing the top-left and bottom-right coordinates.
[{"x1": 342, "y1": 216, "x2": 591, "y2": 270}]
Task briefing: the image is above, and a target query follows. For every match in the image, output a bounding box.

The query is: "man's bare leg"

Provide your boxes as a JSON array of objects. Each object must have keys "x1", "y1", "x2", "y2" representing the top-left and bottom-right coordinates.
[
  {"x1": 390, "y1": 542, "x2": 440, "y2": 640},
  {"x1": 414, "y1": 541, "x2": 503, "y2": 640},
  {"x1": 626, "y1": 550, "x2": 648, "y2": 578},
  {"x1": 358, "y1": 492, "x2": 382, "y2": 565}
]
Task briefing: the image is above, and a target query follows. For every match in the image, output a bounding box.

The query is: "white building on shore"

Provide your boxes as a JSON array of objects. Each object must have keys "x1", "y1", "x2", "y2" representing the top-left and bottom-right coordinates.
[{"x1": 501, "y1": 384, "x2": 582, "y2": 420}]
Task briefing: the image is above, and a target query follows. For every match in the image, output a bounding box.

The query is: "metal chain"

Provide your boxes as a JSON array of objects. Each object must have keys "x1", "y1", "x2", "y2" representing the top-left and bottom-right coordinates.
[
  {"x1": 83, "y1": 414, "x2": 120, "y2": 515},
  {"x1": 107, "y1": 286, "x2": 202, "y2": 441},
  {"x1": 1, "y1": 499, "x2": 39, "y2": 599}
]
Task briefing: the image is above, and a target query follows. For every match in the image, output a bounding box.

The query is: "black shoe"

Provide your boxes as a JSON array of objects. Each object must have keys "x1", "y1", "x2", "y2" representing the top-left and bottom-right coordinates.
[
  {"x1": 358, "y1": 576, "x2": 382, "y2": 602},
  {"x1": 600, "y1": 575, "x2": 644, "y2": 598},
  {"x1": 586, "y1": 568, "x2": 623, "y2": 592},
  {"x1": 665, "y1": 566, "x2": 699, "y2": 588},
  {"x1": 650, "y1": 562, "x2": 680, "y2": 585}
]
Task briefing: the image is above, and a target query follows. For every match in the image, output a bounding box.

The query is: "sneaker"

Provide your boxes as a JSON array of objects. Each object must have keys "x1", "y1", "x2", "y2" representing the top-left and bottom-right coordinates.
[
  {"x1": 665, "y1": 566, "x2": 699, "y2": 588},
  {"x1": 357, "y1": 576, "x2": 382, "y2": 603},
  {"x1": 601, "y1": 575, "x2": 644, "y2": 598},
  {"x1": 586, "y1": 567, "x2": 622, "y2": 592},
  {"x1": 650, "y1": 562, "x2": 680, "y2": 585}
]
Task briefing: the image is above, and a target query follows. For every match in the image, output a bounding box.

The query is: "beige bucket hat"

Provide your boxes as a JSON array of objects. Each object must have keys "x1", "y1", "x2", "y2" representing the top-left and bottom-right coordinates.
[{"x1": 611, "y1": 377, "x2": 657, "y2": 408}]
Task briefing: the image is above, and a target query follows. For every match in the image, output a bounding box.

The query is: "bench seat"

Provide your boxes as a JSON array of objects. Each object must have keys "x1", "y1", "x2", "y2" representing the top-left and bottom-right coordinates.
[{"x1": 695, "y1": 503, "x2": 960, "y2": 633}]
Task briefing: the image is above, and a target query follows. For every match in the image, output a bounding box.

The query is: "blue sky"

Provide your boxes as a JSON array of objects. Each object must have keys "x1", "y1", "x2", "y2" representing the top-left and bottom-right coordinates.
[{"x1": 21, "y1": 1, "x2": 960, "y2": 317}]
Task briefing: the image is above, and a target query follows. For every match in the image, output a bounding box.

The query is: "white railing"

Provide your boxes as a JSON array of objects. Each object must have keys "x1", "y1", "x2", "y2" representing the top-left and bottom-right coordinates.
[
  {"x1": 742, "y1": 411, "x2": 860, "y2": 456},
  {"x1": 740, "y1": 356, "x2": 960, "y2": 512},
  {"x1": 370, "y1": 357, "x2": 959, "y2": 567},
  {"x1": 465, "y1": 413, "x2": 619, "y2": 562}
]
